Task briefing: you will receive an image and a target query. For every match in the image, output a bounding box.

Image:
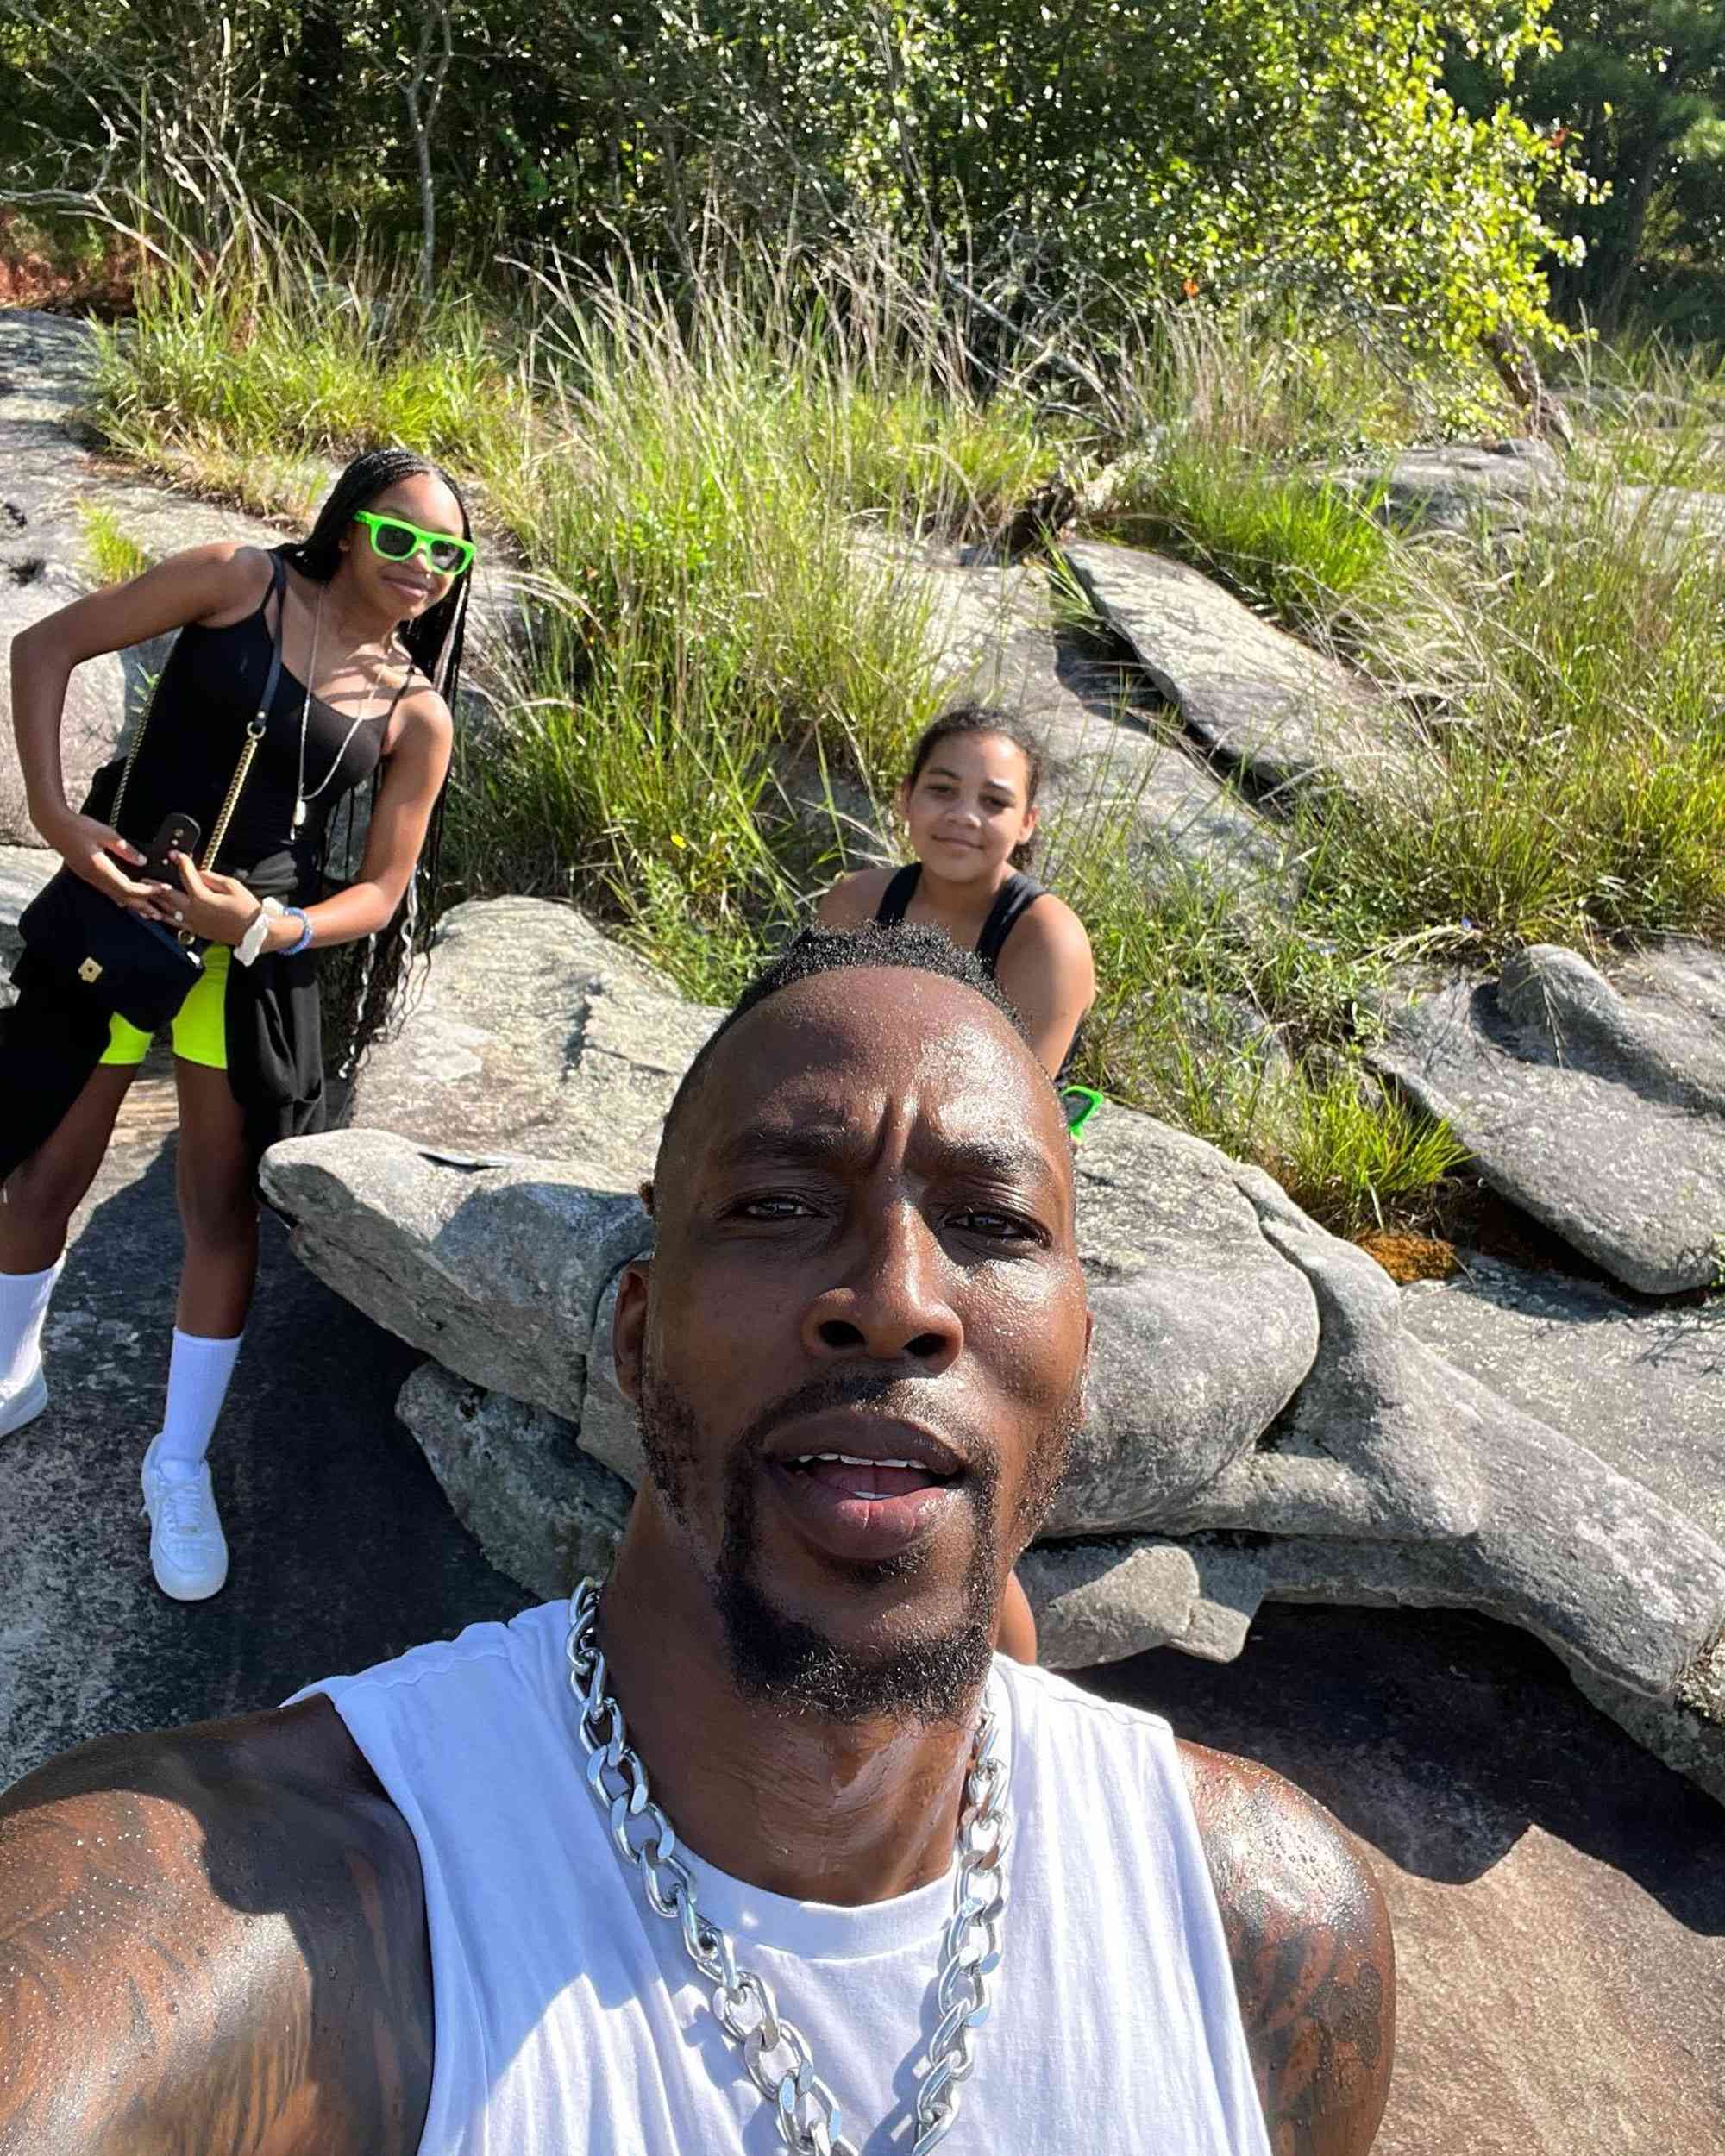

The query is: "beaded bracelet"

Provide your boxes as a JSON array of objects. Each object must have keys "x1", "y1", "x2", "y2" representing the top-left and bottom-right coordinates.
[{"x1": 282, "y1": 907, "x2": 315, "y2": 956}]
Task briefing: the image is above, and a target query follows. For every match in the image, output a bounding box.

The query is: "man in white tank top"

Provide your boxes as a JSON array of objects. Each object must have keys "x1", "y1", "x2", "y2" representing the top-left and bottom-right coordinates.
[{"x1": 0, "y1": 924, "x2": 1395, "y2": 2156}]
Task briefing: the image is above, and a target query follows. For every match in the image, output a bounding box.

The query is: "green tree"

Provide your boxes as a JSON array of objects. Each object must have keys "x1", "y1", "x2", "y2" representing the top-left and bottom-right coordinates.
[
  {"x1": 0, "y1": 0, "x2": 1582, "y2": 360},
  {"x1": 1453, "y1": 2, "x2": 1725, "y2": 331}
]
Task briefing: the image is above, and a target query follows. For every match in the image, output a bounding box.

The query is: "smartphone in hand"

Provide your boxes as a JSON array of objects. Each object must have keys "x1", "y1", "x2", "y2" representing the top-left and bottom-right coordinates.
[{"x1": 135, "y1": 812, "x2": 202, "y2": 887}]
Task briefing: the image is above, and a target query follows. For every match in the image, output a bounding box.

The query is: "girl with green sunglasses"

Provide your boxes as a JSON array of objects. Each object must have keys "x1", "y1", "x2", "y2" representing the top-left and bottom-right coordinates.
[{"x1": 0, "y1": 447, "x2": 474, "y2": 1605}]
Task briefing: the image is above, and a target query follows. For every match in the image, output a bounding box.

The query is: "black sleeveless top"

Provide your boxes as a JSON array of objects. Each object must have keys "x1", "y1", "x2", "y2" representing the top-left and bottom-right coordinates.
[
  {"x1": 873, "y1": 862, "x2": 1081, "y2": 1084},
  {"x1": 115, "y1": 548, "x2": 399, "y2": 872}
]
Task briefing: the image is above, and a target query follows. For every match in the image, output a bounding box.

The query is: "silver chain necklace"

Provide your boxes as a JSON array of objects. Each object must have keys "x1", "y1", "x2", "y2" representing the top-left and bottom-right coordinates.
[
  {"x1": 290, "y1": 586, "x2": 394, "y2": 836},
  {"x1": 564, "y1": 1578, "x2": 1011, "y2": 2154}
]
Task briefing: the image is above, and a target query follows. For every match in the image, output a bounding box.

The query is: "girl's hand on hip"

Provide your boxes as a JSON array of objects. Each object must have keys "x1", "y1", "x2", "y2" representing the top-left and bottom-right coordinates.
[
  {"x1": 168, "y1": 854, "x2": 260, "y2": 944},
  {"x1": 49, "y1": 809, "x2": 174, "y2": 919}
]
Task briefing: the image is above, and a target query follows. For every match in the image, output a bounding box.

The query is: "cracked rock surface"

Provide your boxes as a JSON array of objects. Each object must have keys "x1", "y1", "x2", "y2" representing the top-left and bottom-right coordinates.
[{"x1": 1373, "y1": 942, "x2": 1725, "y2": 1293}]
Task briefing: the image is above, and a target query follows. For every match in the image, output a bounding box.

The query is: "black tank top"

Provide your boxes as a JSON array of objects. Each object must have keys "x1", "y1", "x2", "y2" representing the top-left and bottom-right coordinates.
[
  {"x1": 873, "y1": 862, "x2": 1081, "y2": 1083},
  {"x1": 113, "y1": 548, "x2": 402, "y2": 872}
]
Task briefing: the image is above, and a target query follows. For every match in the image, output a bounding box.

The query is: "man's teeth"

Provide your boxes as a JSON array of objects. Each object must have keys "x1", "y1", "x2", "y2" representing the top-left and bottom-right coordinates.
[{"x1": 790, "y1": 1451, "x2": 920, "y2": 1470}]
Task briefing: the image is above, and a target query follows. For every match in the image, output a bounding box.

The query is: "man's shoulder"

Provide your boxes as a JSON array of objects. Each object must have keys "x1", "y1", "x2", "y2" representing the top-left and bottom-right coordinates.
[
  {"x1": 0, "y1": 1694, "x2": 413, "y2": 1925},
  {"x1": 0, "y1": 1701, "x2": 432, "y2": 2156},
  {"x1": 1177, "y1": 1739, "x2": 1396, "y2": 2156}
]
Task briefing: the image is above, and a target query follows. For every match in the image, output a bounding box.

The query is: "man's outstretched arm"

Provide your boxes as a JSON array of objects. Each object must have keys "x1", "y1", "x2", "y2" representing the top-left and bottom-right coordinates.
[
  {"x1": 0, "y1": 1698, "x2": 432, "y2": 2156},
  {"x1": 1182, "y1": 1742, "x2": 1396, "y2": 2156}
]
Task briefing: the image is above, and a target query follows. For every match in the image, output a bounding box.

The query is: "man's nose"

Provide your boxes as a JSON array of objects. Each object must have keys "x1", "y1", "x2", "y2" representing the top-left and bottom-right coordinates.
[{"x1": 801, "y1": 1203, "x2": 963, "y2": 1370}]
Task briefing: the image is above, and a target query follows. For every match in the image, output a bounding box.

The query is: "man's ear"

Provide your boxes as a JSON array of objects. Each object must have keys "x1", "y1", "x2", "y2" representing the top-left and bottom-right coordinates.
[{"x1": 612, "y1": 1257, "x2": 651, "y2": 1404}]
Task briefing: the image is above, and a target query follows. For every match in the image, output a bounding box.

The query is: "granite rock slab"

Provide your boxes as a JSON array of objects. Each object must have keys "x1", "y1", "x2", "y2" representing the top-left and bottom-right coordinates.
[
  {"x1": 1373, "y1": 942, "x2": 1725, "y2": 1293},
  {"x1": 1401, "y1": 1253, "x2": 1725, "y2": 1545},
  {"x1": 1343, "y1": 440, "x2": 1565, "y2": 534},
  {"x1": 1061, "y1": 539, "x2": 1420, "y2": 805},
  {"x1": 395, "y1": 1363, "x2": 629, "y2": 1598},
  {"x1": 260, "y1": 1129, "x2": 654, "y2": 1420},
  {"x1": 348, "y1": 895, "x2": 723, "y2": 1180},
  {"x1": 266, "y1": 900, "x2": 1725, "y2": 1800}
]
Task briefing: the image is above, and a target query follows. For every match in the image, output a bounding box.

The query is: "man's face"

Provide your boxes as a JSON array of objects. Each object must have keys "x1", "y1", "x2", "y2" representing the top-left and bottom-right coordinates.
[{"x1": 612, "y1": 967, "x2": 1091, "y2": 1722}]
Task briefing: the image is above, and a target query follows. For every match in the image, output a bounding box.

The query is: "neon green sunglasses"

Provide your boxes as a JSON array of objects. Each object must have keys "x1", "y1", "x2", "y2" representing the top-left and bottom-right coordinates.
[
  {"x1": 1061, "y1": 1084, "x2": 1105, "y2": 1141},
  {"x1": 353, "y1": 510, "x2": 475, "y2": 579}
]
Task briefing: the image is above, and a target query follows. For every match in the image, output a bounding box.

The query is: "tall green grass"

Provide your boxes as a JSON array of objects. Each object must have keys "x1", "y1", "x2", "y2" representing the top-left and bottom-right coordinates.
[
  {"x1": 77, "y1": 198, "x2": 1723, "y2": 1238},
  {"x1": 1301, "y1": 481, "x2": 1725, "y2": 952},
  {"x1": 1043, "y1": 810, "x2": 1466, "y2": 1234}
]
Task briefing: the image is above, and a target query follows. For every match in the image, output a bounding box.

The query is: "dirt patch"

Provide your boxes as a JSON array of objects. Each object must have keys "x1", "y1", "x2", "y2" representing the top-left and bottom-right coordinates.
[{"x1": 1354, "y1": 1228, "x2": 1459, "y2": 1282}]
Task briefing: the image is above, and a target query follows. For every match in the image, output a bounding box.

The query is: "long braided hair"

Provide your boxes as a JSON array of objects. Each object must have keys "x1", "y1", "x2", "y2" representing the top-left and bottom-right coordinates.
[{"x1": 284, "y1": 448, "x2": 474, "y2": 1074}]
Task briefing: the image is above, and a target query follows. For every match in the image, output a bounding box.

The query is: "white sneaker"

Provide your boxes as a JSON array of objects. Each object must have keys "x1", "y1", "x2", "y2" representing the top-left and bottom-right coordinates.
[
  {"x1": 141, "y1": 1434, "x2": 229, "y2": 1601},
  {"x1": 0, "y1": 1366, "x2": 47, "y2": 1439}
]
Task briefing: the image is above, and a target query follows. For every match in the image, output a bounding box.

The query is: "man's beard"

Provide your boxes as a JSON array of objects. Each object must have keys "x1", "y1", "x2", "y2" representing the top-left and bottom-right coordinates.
[{"x1": 635, "y1": 1361, "x2": 1080, "y2": 1726}]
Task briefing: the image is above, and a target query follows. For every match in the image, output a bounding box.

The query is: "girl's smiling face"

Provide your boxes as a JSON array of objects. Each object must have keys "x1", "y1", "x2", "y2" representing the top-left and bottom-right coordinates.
[
  {"x1": 340, "y1": 473, "x2": 467, "y2": 624},
  {"x1": 900, "y1": 730, "x2": 1038, "y2": 887}
]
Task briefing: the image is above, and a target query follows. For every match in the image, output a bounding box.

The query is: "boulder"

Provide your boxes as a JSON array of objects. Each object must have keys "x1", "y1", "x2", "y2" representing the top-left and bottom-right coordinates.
[
  {"x1": 347, "y1": 896, "x2": 722, "y2": 1177},
  {"x1": 1048, "y1": 1109, "x2": 1319, "y2": 1532},
  {"x1": 1019, "y1": 1538, "x2": 1258, "y2": 1664},
  {"x1": 260, "y1": 1130, "x2": 654, "y2": 1420},
  {"x1": 1060, "y1": 539, "x2": 1420, "y2": 805},
  {"x1": 267, "y1": 899, "x2": 1725, "y2": 1800},
  {"x1": 1400, "y1": 1253, "x2": 1725, "y2": 1544},
  {"x1": 1371, "y1": 942, "x2": 1725, "y2": 1294},
  {"x1": 395, "y1": 1363, "x2": 628, "y2": 1600},
  {"x1": 1023, "y1": 1165, "x2": 1725, "y2": 1797}
]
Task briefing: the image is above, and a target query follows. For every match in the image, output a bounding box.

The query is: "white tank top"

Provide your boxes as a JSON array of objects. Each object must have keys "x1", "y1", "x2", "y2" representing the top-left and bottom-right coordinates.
[{"x1": 300, "y1": 1601, "x2": 1271, "y2": 2156}]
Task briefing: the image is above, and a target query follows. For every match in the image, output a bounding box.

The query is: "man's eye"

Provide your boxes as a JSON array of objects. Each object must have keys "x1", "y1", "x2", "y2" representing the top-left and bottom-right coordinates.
[
  {"x1": 951, "y1": 1208, "x2": 1041, "y2": 1244},
  {"x1": 733, "y1": 1195, "x2": 815, "y2": 1221}
]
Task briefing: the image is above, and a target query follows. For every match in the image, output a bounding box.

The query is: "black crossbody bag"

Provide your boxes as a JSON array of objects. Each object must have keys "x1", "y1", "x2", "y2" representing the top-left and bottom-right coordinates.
[{"x1": 18, "y1": 555, "x2": 287, "y2": 1032}]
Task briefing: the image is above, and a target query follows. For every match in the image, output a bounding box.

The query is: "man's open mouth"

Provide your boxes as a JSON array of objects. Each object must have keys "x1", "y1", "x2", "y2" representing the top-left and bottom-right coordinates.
[
  {"x1": 763, "y1": 1426, "x2": 969, "y2": 1559},
  {"x1": 780, "y1": 1451, "x2": 961, "y2": 1501}
]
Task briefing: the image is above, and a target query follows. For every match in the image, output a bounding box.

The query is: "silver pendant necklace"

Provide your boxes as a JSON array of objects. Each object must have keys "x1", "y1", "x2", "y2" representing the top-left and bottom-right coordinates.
[
  {"x1": 290, "y1": 586, "x2": 394, "y2": 837},
  {"x1": 565, "y1": 1578, "x2": 1010, "y2": 2154}
]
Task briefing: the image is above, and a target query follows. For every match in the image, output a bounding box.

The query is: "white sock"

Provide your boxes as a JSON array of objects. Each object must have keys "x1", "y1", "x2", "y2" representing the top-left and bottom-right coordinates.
[
  {"x1": 154, "y1": 1327, "x2": 243, "y2": 1479},
  {"x1": 0, "y1": 1259, "x2": 62, "y2": 1393}
]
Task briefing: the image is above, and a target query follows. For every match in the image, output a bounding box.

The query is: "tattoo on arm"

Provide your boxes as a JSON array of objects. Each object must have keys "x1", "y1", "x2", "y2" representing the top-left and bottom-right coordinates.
[
  {"x1": 0, "y1": 1707, "x2": 432, "y2": 2156},
  {"x1": 1183, "y1": 1745, "x2": 1396, "y2": 2156}
]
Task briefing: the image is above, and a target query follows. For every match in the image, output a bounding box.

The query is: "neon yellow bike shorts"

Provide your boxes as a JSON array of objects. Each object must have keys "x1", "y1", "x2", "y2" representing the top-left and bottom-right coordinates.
[{"x1": 100, "y1": 943, "x2": 230, "y2": 1070}]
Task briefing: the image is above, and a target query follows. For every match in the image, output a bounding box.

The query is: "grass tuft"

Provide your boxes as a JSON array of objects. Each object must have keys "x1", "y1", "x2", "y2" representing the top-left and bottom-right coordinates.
[{"x1": 77, "y1": 504, "x2": 154, "y2": 587}]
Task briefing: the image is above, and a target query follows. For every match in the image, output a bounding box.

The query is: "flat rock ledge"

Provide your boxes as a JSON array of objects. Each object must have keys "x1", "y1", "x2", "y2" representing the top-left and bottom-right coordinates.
[
  {"x1": 261, "y1": 897, "x2": 1725, "y2": 1803},
  {"x1": 1060, "y1": 540, "x2": 1421, "y2": 807},
  {"x1": 1373, "y1": 941, "x2": 1725, "y2": 1294}
]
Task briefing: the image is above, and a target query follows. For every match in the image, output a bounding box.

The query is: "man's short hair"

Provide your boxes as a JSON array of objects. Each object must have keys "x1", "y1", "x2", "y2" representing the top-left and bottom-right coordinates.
[{"x1": 655, "y1": 923, "x2": 1039, "y2": 1178}]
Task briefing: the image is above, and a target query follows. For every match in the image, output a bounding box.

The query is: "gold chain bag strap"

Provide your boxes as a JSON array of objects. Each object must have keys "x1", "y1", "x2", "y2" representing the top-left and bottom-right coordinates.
[
  {"x1": 112, "y1": 550, "x2": 286, "y2": 924},
  {"x1": 17, "y1": 551, "x2": 290, "y2": 1028}
]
